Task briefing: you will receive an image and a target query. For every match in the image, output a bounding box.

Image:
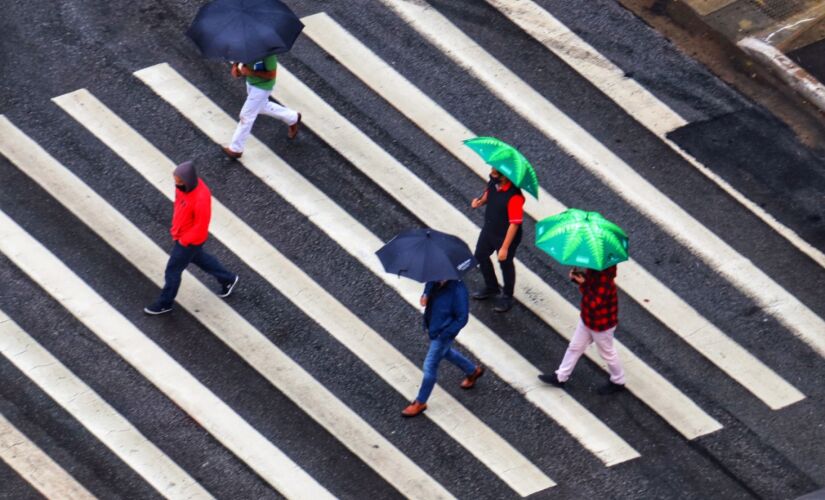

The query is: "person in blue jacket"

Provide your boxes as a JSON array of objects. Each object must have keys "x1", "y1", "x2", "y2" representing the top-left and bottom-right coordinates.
[{"x1": 402, "y1": 279, "x2": 485, "y2": 417}]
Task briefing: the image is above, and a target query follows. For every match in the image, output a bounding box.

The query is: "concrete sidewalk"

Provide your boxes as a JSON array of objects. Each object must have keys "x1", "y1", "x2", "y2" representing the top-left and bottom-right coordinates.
[{"x1": 675, "y1": 0, "x2": 825, "y2": 111}]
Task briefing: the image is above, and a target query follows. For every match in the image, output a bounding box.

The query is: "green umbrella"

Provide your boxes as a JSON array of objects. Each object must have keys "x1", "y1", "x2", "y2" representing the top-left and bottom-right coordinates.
[
  {"x1": 535, "y1": 208, "x2": 629, "y2": 270},
  {"x1": 463, "y1": 136, "x2": 539, "y2": 199}
]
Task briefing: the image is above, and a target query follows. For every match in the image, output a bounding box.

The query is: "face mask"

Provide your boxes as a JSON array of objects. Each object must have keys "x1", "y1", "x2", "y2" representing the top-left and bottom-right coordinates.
[{"x1": 176, "y1": 183, "x2": 189, "y2": 193}]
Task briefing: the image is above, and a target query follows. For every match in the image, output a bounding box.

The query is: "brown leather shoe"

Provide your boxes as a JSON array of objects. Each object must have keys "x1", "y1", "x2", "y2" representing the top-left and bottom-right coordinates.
[
  {"x1": 288, "y1": 112, "x2": 301, "y2": 139},
  {"x1": 222, "y1": 146, "x2": 242, "y2": 159},
  {"x1": 401, "y1": 400, "x2": 427, "y2": 417},
  {"x1": 460, "y1": 365, "x2": 485, "y2": 389}
]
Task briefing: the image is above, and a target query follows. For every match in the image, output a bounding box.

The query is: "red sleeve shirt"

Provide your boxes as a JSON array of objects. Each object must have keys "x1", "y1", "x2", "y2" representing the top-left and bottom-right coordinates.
[
  {"x1": 170, "y1": 181, "x2": 212, "y2": 247},
  {"x1": 579, "y1": 266, "x2": 618, "y2": 332},
  {"x1": 507, "y1": 194, "x2": 525, "y2": 224}
]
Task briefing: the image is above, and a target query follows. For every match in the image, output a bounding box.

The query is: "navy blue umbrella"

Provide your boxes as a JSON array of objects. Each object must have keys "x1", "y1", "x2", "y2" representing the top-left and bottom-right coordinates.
[
  {"x1": 186, "y1": 0, "x2": 303, "y2": 62},
  {"x1": 376, "y1": 228, "x2": 477, "y2": 283}
]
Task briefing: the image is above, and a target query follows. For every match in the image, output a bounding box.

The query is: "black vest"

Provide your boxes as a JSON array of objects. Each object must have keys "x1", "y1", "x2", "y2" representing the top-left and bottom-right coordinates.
[{"x1": 483, "y1": 178, "x2": 523, "y2": 244}]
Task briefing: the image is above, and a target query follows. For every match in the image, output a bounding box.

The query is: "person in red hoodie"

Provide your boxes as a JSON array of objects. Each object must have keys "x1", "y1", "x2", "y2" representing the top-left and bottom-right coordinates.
[
  {"x1": 144, "y1": 161, "x2": 238, "y2": 315},
  {"x1": 537, "y1": 265, "x2": 626, "y2": 395}
]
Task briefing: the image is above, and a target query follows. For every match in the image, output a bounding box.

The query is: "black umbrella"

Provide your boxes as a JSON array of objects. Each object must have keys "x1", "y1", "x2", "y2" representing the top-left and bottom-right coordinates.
[
  {"x1": 376, "y1": 228, "x2": 477, "y2": 283},
  {"x1": 186, "y1": 0, "x2": 304, "y2": 62}
]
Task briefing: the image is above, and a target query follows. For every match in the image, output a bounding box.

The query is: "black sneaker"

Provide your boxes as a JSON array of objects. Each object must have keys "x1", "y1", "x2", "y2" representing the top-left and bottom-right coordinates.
[
  {"x1": 218, "y1": 275, "x2": 239, "y2": 298},
  {"x1": 143, "y1": 302, "x2": 172, "y2": 315},
  {"x1": 493, "y1": 295, "x2": 514, "y2": 313},
  {"x1": 472, "y1": 287, "x2": 499, "y2": 300},
  {"x1": 538, "y1": 373, "x2": 566, "y2": 388},
  {"x1": 597, "y1": 382, "x2": 626, "y2": 395}
]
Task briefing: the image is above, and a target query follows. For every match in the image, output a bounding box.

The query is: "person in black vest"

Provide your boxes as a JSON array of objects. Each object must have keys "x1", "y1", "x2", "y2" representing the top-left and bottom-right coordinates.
[{"x1": 470, "y1": 168, "x2": 525, "y2": 313}]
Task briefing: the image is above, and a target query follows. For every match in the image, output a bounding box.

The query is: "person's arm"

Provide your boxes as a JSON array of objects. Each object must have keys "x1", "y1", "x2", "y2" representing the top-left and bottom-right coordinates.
[
  {"x1": 239, "y1": 65, "x2": 276, "y2": 80},
  {"x1": 471, "y1": 189, "x2": 488, "y2": 209},
  {"x1": 420, "y1": 281, "x2": 435, "y2": 307},
  {"x1": 498, "y1": 194, "x2": 524, "y2": 261},
  {"x1": 440, "y1": 286, "x2": 469, "y2": 338},
  {"x1": 497, "y1": 223, "x2": 519, "y2": 261}
]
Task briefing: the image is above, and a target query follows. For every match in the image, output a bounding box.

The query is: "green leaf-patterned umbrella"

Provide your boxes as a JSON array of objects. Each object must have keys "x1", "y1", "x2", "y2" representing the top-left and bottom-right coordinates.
[
  {"x1": 535, "y1": 208, "x2": 629, "y2": 270},
  {"x1": 463, "y1": 136, "x2": 539, "y2": 199}
]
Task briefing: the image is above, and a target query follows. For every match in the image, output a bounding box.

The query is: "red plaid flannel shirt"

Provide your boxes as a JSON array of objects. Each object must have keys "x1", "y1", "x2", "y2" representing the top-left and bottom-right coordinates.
[{"x1": 579, "y1": 266, "x2": 618, "y2": 332}]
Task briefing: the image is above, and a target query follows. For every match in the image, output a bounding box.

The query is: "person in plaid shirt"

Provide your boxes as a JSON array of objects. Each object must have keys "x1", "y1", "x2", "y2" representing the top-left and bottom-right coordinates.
[{"x1": 538, "y1": 265, "x2": 626, "y2": 394}]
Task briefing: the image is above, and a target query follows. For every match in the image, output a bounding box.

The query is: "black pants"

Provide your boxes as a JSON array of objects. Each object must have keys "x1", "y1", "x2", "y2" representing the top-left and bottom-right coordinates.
[
  {"x1": 474, "y1": 230, "x2": 521, "y2": 297},
  {"x1": 156, "y1": 242, "x2": 235, "y2": 308}
]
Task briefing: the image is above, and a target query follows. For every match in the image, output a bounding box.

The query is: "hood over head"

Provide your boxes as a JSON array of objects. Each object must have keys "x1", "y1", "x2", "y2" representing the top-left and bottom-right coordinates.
[{"x1": 174, "y1": 160, "x2": 198, "y2": 191}]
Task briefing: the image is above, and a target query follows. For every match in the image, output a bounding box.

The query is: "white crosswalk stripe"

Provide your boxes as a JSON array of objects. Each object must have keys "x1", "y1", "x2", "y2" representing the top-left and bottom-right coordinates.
[
  {"x1": 0, "y1": 410, "x2": 97, "y2": 500},
  {"x1": 135, "y1": 62, "x2": 640, "y2": 468},
  {"x1": 264, "y1": 64, "x2": 723, "y2": 438},
  {"x1": 483, "y1": 0, "x2": 825, "y2": 271},
  {"x1": 0, "y1": 203, "x2": 323, "y2": 498},
  {"x1": 0, "y1": 309, "x2": 212, "y2": 500},
  {"x1": 298, "y1": 12, "x2": 804, "y2": 411},
  {"x1": 54, "y1": 88, "x2": 554, "y2": 497},
  {"x1": 0, "y1": 115, "x2": 458, "y2": 500},
  {"x1": 374, "y1": 0, "x2": 825, "y2": 360}
]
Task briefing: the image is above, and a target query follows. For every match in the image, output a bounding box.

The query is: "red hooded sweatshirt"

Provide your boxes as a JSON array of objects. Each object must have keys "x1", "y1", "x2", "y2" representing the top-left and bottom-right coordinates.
[{"x1": 170, "y1": 162, "x2": 211, "y2": 247}]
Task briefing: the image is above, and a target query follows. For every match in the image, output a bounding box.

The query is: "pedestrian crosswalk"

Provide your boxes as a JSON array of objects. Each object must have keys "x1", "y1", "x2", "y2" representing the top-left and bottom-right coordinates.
[
  {"x1": 374, "y1": 0, "x2": 825, "y2": 361},
  {"x1": 298, "y1": 12, "x2": 803, "y2": 412},
  {"x1": 0, "y1": 410, "x2": 96, "y2": 500},
  {"x1": 0, "y1": 309, "x2": 208, "y2": 500},
  {"x1": 0, "y1": 2, "x2": 822, "y2": 498},
  {"x1": 133, "y1": 62, "x2": 638, "y2": 468},
  {"x1": 54, "y1": 88, "x2": 552, "y2": 496}
]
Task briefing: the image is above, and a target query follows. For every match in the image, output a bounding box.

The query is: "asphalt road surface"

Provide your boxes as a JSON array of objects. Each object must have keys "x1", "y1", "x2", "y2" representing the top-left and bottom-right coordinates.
[{"x1": 1, "y1": 0, "x2": 825, "y2": 498}]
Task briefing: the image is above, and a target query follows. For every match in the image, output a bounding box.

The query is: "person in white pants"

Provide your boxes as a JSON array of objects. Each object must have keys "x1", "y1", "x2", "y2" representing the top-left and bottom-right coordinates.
[
  {"x1": 223, "y1": 54, "x2": 301, "y2": 159},
  {"x1": 538, "y1": 265, "x2": 626, "y2": 395}
]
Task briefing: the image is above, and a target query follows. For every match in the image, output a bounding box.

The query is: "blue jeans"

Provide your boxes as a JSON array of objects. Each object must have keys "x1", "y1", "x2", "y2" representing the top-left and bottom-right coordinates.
[
  {"x1": 156, "y1": 242, "x2": 235, "y2": 308},
  {"x1": 416, "y1": 335, "x2": 476, "y2": 403}
]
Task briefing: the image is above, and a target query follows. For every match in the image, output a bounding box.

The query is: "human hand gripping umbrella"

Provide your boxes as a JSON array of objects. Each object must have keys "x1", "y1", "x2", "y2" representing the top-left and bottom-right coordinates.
[
  {"x1": 187, "y1": 0, "x2": 304, "y2": 62},
  {"x1": 375, "y1": 228, "x2": 477, "y2": 283},
  {"x1": 463, "y1": 136, "x2": 539, "y2": 199},
  {"x1": 535, "y1": 208, "x2": 629, "y2": 271}
]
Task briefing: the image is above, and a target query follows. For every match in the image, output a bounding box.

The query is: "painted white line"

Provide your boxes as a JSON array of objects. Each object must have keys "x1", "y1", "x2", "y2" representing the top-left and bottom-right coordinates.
[
  {"x1": 486, "y1": 0, "x2": 686, "y2": 135},
  {"x1": 0, "y1": 117, "x2": 334, "y2": 500},
  {"x1": 0, "y1": 410, "x2": 96, "y2": 500},
  {"x1": 0, "y1": 209, "x2": 303, "y2": 499},
  {"x1": 0, "y1": 311, "x2": 212, "y2": 500},
  {"x1": 56, "y1": 88, "x2": 551, "y2": 496},
  {"x1": 272, "y1": 62, "x2": 720, "y2": 438},
  {"x1": 484, "y1": 0, "x2": 825, "y2": 273},
  {"x1": 300, "y1": 12, "x2": 804, "y2": 410},
  {"x1": 375, "y1": 0, "x2": 825, "y2": 361},
  {"x1": 135, "y1": 62, "x2": 639, "y2": 470}
]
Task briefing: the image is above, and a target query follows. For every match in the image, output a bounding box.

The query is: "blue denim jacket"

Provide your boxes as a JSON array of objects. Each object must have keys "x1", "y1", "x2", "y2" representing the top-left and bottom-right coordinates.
[{"x1": 422, "y1": 280, "x2": 469, "y2": 340}]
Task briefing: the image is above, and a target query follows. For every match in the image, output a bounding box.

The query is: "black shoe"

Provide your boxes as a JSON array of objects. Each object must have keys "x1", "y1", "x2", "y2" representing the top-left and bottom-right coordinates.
[
  {"x1": 472, "y1": 288, "x2": 499, "y2": 300},
  {"x1": 493, "y1": 295, "x2": 514, "y2": 313},
  {"x1": 597, "y1": 382, "x2": 626, "y2": 395},
  {"x1": 218, "y1": 275, "x2": 239, "y2": 298},
  {"x1": 537, "y1": 373, "x2": 566, "y2": 388},
  {"x1": 143, "y1": 302, "x2": 172, "y2": 315}
]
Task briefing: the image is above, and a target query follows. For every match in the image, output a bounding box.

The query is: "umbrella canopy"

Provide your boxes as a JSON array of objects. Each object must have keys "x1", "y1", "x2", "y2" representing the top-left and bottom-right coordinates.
[
  {"x1": 463, "y1": 136, "x2": 539, "y2": 199},
  {"x1": 535, "y1": 208, "x2": 628, "y2": 270},
  {"x1": 186, "y1": 0, "x2": 304, "y2": 62},
  {"x1": 376, "y1": 228, "x2": 477, "y2": 283}
]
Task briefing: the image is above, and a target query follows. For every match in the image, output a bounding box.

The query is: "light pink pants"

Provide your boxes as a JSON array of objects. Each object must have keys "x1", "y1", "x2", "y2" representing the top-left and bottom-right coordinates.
[{"x1": 556, "y1": 320, "x2": 625, "y2": 384}]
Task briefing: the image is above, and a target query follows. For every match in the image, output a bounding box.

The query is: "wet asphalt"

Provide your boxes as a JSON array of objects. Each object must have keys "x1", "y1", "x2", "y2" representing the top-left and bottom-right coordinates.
[{"x1": 1, "y1": 0, "x2": 824, "y2": 498}]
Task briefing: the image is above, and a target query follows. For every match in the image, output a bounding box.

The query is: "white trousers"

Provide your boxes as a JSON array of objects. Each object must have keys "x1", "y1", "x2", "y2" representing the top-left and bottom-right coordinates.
[
  {"x1": 229, "y1": 83, "x2": 299, "y2": 153},
  {"x1": 556, "y1": 320, "x2": 625, "y2": 385}
]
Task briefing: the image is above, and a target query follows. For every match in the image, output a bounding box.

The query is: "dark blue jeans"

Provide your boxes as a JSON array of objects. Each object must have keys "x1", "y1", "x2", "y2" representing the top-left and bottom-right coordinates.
[
  {"x1": 156, "y1": 242, "x2": 235, "y2": 308},
  {"x1": 416, "y1": 335, "x2": 476, "y2": 403}
]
